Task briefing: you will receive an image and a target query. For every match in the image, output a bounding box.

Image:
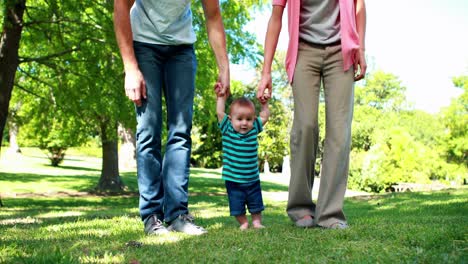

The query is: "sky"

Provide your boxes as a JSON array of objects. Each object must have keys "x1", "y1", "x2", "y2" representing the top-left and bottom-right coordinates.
[{"x1": 231, "y1": 0, "x2": 468, "y2": 114}]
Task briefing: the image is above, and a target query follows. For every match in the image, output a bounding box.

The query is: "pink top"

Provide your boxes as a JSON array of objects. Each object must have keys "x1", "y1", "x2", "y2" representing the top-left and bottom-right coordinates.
[{"x1": 272, "y1": 0, "x2": 360, "y2": 82}]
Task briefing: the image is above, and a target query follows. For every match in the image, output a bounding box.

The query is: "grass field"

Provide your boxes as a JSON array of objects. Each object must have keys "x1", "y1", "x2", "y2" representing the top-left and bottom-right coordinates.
[{"x1": 0, "y1": 148, "x2": 467, "y2": 263}]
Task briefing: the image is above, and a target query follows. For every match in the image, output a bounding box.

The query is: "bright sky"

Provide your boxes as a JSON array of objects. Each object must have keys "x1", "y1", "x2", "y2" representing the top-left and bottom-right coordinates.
[{"x1": 231, "y1": 0, "x2": 468, "y2": 114}]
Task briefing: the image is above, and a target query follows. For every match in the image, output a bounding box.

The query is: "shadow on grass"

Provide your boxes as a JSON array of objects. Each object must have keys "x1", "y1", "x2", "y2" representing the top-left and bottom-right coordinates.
[
  {"x1": 191, "y1": 168, "x2": 221, "y2": 176},
  {"x1": 0, "y1": 172, "x2": 98, "y2": 191},
  {"x1": 21, "y1": 153, "x2": 91, "y2": 163},
  {"x1": 52, "y1": 165, "x2": 100, "y2": 172},
  {"x1": 347, "y1": 189, "x2": 468, "y2": 218},
  {"x1": 190, "y1": 168, "x2": 288, "y2": 192},
  {"x1": 1, "y1": 190, "x2": 466, "y2": 263}
]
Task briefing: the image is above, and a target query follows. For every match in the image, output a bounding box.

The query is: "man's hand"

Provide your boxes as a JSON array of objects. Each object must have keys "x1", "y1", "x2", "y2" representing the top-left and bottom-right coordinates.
[
  {"x1": 217, "y1": 69, "x2": 230, "y2": 97},
  {"x1": 125, "y1": 69, "x2": 147, "y2": 107},
  {"x1": 257, "y1": 73, "x2": 272, "y2": 103},
  {"x1": 354, "y1": 48, "x2": 367, "y2": 81}
]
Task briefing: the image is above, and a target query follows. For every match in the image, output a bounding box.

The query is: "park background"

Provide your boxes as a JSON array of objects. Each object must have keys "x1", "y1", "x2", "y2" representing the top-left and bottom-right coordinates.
[{"x1": 0, "y1": 0, "x2": 467, "y2": 263}]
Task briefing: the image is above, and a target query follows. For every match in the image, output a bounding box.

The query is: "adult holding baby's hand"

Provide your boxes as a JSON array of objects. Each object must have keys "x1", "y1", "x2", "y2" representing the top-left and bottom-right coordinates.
[{"x1": 257, "y1": 0, "x2": 367, "y2": 229}]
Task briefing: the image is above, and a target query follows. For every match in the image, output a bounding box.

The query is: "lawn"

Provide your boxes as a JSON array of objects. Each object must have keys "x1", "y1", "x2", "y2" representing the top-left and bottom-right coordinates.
[{"x1": 0, "y1": 149, "x2": 467, "y2": 263}]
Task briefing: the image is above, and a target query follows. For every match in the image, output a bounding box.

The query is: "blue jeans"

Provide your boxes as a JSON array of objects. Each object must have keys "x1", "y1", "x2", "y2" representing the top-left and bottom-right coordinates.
[
  {"x1": 225, "y1": 180, "x2": 265, "y2": 216},
  {"x1": 133, "y1": 41, "x2": 197, "y2": 224}
]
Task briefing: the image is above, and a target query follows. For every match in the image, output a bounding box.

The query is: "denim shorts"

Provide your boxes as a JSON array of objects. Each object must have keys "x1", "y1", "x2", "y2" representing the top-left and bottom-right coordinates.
[{"x1": 225, "y1": 180, "x2": 264, "y2": 216}]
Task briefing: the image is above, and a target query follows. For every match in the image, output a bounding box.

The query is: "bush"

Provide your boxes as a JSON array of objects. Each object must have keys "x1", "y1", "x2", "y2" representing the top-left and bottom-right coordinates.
[{"x1": 348, "y1": 127, "x2": 462, "y2": 193}]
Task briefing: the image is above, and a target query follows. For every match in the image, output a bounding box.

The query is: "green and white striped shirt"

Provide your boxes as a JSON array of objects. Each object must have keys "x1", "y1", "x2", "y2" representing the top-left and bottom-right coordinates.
[{"x1": 218, "y1": 115, "x2": 263, "y2": 183}]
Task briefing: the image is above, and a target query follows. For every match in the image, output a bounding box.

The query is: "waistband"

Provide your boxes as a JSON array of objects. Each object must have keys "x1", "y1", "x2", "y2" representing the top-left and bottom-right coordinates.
[{"x1": 299, "y1": 39, "x2": 341, "y2": 49}]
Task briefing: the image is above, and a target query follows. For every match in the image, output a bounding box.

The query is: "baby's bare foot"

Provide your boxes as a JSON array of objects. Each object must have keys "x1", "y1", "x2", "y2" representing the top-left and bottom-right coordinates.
[{"x1": 239, "y1": 223, "x2": 249, "y2": 230}]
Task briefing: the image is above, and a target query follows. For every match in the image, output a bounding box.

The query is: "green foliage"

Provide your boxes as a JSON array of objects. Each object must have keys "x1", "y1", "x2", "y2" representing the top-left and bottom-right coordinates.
[
  {"x1": 9, "y1": 0, "x2": 132, "y2": 176},
  {"x1": 5, "y1": 1, "x2": 465, "y2": 193},
  {"x1": 0, "y1": 1, "x2": 4, "y2": 36},
  {"x1": 396, "y1": 110, "x2": 446, "y2": 147},
  {"x1": 13, "y1": 83, "x2": 87, "y2": 165},
  {"x1": 351, "y1": 128, "x2": 428, "y2": 192},
  {"x1": 354, "y1": 70, "x2": 407, "y2": 111},
  {"x1": 439, "y1": 76, "x2": 468, "y2": 165},
  {"x1": 191, "y1": 121, "x2": 223, "y2": 168},
  {"x1": 352, "y1": 105, "x2": 382, "y2": 151},
  {"x1": 258, "y1": 97, "x2": 290, "y2": 172},
  {"x1": 249, "y1": 51, "x2": 292, "y2": 172},
  {"x1": 349, "y1": 127, "x2": 458, "y2": 193},
  {"x1": 348, "y1": 71, "x2": 467, "y2": 192}
]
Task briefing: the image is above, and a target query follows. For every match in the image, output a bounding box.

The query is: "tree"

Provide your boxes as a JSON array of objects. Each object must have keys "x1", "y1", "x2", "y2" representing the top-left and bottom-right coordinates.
[
  {"x1": 354, "y1": 70, "x2": 407, "y2": 111},
  {"x1": 11, "y1": 1, "x2": 267, "y2": 191},
  {"x1": 351, "y1": 127, "x2": 437, "y2": 192},
  {"x1": 441, "y1": 76, "x2": 468, "y2": 165},
  {"x1": 352, "y1": 71, "x2": 408, "y2": 153},
  {"x1": 348, "y1": 71, "x2": 467, "y2": 192},
  {"x1": 12, "y1": 0, "x2": 131, "y2": 191},
  {"x1": 258, "y1": 97, "x2": 290, "y2": 172},
  {"x1": 0, "y1": 0, "x2": 26, "y2": 151}
]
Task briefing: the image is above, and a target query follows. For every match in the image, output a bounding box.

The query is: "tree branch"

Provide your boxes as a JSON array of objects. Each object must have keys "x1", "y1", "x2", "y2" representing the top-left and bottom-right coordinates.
[
  {"x1": 23, "y1": 18, "x2": 85, "y2": 27},
  {"x1": 17, "y1": 67, "x2": 57, "y2": 96},
  {"x1": 14, "y1": 83, "x2": 51, "y2": 102},
  {"x1": 19, "y1": 46, "x2": 80, "y2": 63}
]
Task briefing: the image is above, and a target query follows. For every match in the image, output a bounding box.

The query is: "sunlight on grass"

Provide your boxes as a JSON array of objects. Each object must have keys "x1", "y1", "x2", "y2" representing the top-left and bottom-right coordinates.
[
  {"x1": 37, "y1": 211, "x2": 84, "y2": 218},
  {"x1": 142, "y1": 234, "x2": 188, "y2": 245},
  {"x1": 0, "y1": 148, "x2": 102, "y2": 175},
  {"x1": 0, "y1": 217, "x2": 43, "y2": 225},
  {"x1": 1, "y1": 149, "x2": 467, "y2": 263},
  {"x1": 81, "y1": 253, "x2": 124, "y2": 264}
]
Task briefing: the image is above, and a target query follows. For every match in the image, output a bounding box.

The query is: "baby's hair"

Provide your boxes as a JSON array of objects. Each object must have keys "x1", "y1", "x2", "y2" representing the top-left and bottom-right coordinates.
[{"x1": 230, "y1": 97, "x2": 255, "y2": 114}]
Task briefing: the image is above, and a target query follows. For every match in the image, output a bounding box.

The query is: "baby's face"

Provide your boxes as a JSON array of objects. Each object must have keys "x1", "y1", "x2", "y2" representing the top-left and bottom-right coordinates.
[{"x1": 229, "y1": 106, "x2": 255, "y2": 134}]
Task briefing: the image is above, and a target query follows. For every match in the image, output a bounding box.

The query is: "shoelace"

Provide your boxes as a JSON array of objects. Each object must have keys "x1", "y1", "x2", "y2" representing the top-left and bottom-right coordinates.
[
  {"x1": 148, "y1": 215, "x2": 164, "y2": 228},
  {"x1": 154, "y1": 218, "x2": 164, "y2": 227},
  {"x1": 180, "y1": 214, "x2": 195, "y2": 223},
  {"x1": 180, "y1": 214, "x2": 206, "y2": 230}
]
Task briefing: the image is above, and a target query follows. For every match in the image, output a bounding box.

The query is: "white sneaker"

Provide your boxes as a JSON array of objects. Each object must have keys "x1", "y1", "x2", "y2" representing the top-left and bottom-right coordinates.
[{"x1": 168, "y1": 214, "x2": 207, "y2": 235}]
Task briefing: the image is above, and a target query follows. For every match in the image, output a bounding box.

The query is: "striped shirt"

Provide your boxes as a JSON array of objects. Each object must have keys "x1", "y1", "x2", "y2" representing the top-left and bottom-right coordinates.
[{"x1": 218, "y1": 115, "x2": 263, "y2": 183}]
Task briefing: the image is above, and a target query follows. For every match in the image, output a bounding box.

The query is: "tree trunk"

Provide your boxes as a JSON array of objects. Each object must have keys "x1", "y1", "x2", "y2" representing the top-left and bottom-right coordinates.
[
  {"x1": 0, "y1": 0, "x2": 26, "y2": 153},
  {"x1": 7, "y1": 121, "x2": 21, "y2": 153},
  {"x1": 97, "y1": 120, "x2": 125, "y2": 192},
  {"x1": 118, "y1": 123, "x2": 136, "y2": 169}
]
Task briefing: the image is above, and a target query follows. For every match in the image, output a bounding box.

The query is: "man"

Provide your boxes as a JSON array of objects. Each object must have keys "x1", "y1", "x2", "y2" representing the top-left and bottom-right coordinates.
[{"x1": 114, "y1": 0, "x2": 230, "y2": 235}]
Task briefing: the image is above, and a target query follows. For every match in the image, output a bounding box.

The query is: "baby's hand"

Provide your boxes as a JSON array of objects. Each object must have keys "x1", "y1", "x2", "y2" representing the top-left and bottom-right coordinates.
[
  {"x1": 214, "y1": 82, "x2": 229, "y2": 97},
  {"x1": 259, "y1": 88, "x2": 270, "y2": 104},
  {"x1": 214, "y1": 82, "x2": 225, "y2": 97}
]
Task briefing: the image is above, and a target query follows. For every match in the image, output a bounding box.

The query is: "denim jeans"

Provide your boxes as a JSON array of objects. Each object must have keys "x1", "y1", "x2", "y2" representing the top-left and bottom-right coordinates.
[
  {"x1": 133, "y1": 41, "x2": 197, "y2": 224},
  {"x1": 225, "y1": 180, "x2": 265, "y2": 216}
]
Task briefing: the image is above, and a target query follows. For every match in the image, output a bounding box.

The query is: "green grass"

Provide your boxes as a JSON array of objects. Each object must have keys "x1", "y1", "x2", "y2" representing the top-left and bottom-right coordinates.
[{"x1": 0, "y1": 149, "x2": 467, "y2": 263}]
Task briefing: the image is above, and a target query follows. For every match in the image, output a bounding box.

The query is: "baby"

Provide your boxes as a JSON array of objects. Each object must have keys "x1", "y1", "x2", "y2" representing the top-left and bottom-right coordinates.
[{"x1": 215, "y1": 84, "x2": 270, "y2": 230}]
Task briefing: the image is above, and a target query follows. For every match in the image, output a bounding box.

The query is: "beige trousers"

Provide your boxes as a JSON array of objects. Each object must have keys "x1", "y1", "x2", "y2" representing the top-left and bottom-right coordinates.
[{"x1": 287, "y1": 41, "x2": 354, "y2": 228}]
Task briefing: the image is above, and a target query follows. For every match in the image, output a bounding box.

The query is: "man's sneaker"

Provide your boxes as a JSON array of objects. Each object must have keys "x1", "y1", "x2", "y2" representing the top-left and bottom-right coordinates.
[
  {"x1": 168, "y1": 214, "x2": 207, "y2": 235},
  {"x1": 144, "y1": 215, "x2": 169, "y2": 235}
]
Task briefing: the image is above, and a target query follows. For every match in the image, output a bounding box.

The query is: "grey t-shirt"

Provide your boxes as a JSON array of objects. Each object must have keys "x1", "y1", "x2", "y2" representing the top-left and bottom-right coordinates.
[
  {"x1": 130, "y1": 0, "x2": 196, "y2": 45},
  {"x1": 299, "y1": 0, "x2": 341, "y2": 45}
]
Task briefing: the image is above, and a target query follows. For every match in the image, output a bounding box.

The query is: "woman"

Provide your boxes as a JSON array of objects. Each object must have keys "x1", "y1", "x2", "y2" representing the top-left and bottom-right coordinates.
[{"x1": 258, "y1": 0, "x2": 367, "y2": 229}]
